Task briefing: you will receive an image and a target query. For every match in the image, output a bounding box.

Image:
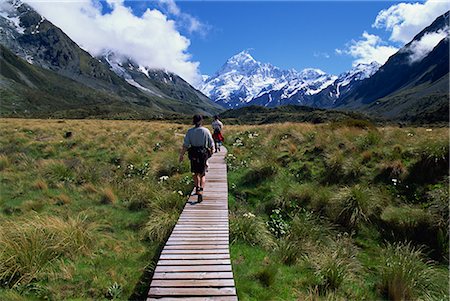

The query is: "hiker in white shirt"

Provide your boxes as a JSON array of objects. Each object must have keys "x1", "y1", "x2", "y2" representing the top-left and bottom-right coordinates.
[{"x1": 179, "y1": 114, "x2": 213, "y2": 202}]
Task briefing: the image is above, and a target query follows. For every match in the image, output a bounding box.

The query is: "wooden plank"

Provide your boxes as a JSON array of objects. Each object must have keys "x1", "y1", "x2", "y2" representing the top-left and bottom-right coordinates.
[
  {"x1": 152, "y1": 272, "x2": 233, "y2": 280},
  {"x1": 150, "y1": 279, "x2": 235, "y2": 287},
  {"x1": 155, "y1": 265, "x2": 232, "y2": 273},
  {"x1": 148, "y1": 287, "x2": 236, "y2": 296},
  {"x1": 161, "y1": 249, "x2": 229, "y2": 255},
  {"x1": 170, "y1": 235, "x2": 229, "y2": 239},
  {"x1": 168, "y1": 235, "x2": 228, "y2": 243},
  {"x1": 160, "y1": 254, "x2": 230, "y2": 260},
  {"x1": 163, "y1": 244, "x2": 229, "y2": 250},
  {"x1": 167, "y1": 239, "x2": 229, "y2": 246},
  {"x1": 148, "y1": 297, "x2": 238, "y2": 301},
  {"x1": 158, "y1": 259, "x2": 231, "y2": 266}
]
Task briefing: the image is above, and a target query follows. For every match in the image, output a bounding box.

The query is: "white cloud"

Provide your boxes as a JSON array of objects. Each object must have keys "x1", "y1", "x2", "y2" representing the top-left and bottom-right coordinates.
[
  {"x1": 24, "y1": 0, "x2": 202, "y2": 85},
  {"x1": 373, "y1": 0, "x2": 450, "y2": 43},
  {"x1": 338, "y1": 31, "x2": 399, "y2": 66},
  {"x1": 407, "y1": 26, "x2": 448, "y2": 63},
  {"x1": 158, "y1": 0, "x2": 208, "y2": 34}
]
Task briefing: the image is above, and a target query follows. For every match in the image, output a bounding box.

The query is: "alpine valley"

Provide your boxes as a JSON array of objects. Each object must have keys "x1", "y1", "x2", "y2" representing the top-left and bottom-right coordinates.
[
  {"x1": 0, "y1": 0, "x2": 448, "y2": 123},
  {"x1": 0, "y1": 0, "x2": 222, "y2": 118}
]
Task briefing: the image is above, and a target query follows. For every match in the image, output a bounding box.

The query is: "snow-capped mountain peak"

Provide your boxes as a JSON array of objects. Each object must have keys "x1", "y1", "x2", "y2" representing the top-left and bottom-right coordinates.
[
  {"x1": 199, "y1": 51, "x2": 382, "y2": 109},
  {"x1": 200, "y1": 50, "x2": 339, "y2": 108}
]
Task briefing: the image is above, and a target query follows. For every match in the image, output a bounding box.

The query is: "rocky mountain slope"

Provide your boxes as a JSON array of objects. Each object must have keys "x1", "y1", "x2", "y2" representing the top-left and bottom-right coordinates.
[
  {"x1": 337, "y1": 11, "x2": 449, "y2": 122},
  {"x1": 0, "y1": 0, "x2": 221, "y2": 117}
]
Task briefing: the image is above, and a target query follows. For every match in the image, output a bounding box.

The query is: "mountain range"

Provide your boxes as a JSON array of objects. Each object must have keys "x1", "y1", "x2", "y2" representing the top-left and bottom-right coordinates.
[
  {"x1": 0, "y1": 0, "x2": 221, "y2": 118},
  {"x1": 0, "y1": 0, "x2": 448, "y2": 123},
  {"x1": 200, "y1": 12, "x2": 449, "y2": 122},
  {"x1": 200, "y1": 51, "x2": 380, "y2": 109}
]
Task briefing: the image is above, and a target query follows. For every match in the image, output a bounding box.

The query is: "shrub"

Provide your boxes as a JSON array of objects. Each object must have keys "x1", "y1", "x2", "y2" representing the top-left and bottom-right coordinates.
[
  {"x1": 230, "y1": 212, "x2": 275, "y2": 249},
  {"x1": 330, "y1": 118, "x2": 375, "y2": 130},
  {"x1": 378, "y1": 242, "x2": 448, "y2": 301}
]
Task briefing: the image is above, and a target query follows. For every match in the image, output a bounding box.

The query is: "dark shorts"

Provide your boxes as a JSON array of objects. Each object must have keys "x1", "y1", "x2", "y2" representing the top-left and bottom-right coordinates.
[{"x1": 188, "y1": 147, "x2": 209, "y2": 174}]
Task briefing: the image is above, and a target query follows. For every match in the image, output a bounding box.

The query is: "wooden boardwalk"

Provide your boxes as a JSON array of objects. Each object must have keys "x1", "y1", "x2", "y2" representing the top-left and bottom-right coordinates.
[{"x1": 147, "y1": 148, "x2": 237, "y2": 301}]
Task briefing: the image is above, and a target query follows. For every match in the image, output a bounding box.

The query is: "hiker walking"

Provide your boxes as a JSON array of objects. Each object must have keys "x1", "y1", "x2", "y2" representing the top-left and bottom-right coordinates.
[
  {"x1": 179, "y1": 114, "x2": 214, "y2": 202},
  {"x1": 211, "y1": 115, "x2": 224, "y2": 153}
]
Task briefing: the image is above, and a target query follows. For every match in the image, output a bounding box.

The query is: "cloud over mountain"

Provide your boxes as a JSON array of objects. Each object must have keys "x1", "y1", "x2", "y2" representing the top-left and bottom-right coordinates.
[
  {"x1": 339, "y1": 31, "x2": 398, "y2": 66},
  {"x1": 373, "y1": 0, "x2": 450, "y2": 43},
  {"x1": 24, "y1": 0, "x2": 201, "y2": 84}
]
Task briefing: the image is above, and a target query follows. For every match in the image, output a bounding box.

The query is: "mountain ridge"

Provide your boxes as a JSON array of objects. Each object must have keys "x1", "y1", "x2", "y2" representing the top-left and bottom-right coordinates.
[{"x1": 0, "y1": 0, "x2": 222, "y2": 117}]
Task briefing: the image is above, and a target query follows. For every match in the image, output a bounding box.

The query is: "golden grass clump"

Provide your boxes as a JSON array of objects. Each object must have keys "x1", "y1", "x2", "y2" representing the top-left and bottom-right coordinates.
[
  {"x1": 54, "y1": 193, "x2": 71, "y2": 206},
  {"x1": 100, "y1": 188, "x2": 117, "y2": 205},
  {"x1": 0, "y1": 214, "x2": 97, "y2": 286},
  {"x1": 83, "y1": 183, "x2": 98, "y2": 193},
  {"x1": 0, "y1": 154, "x2": 10, "y2": 171},
  {"x1": 378, "y1": 242, "x2": 448, "y2": 301},
  {"x1": 33, "y1": 179, "x2": 48, "y2": 191}
]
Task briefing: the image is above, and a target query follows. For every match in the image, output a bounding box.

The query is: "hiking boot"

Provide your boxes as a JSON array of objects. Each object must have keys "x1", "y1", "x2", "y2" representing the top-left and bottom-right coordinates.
[{"x1": 197, "y1": 187, "x2": 203, "y2": 203}]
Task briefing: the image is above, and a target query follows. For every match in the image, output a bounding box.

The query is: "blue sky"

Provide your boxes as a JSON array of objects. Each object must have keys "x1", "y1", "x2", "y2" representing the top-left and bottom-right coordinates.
[
  {"x1": 120, "y1": 0, "x2": 421, "y2": 75},
  {"x1": 177, "y1": 1, "x2": 397, "y2": 75}
]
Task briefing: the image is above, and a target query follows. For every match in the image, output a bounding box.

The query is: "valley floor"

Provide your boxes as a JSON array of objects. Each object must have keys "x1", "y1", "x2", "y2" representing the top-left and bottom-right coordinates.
[{"x1": 0, "y1": 118, "x2": 448, "y2": 300}]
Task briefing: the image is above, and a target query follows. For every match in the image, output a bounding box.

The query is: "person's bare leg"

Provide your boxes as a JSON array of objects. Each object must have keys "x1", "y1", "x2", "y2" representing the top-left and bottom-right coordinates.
[
  {"x1": 193, "y1": 173, "x2": 199, "y2": 194},
  {"x1": 200, "y1": 173, "x2": 206, "y2": 189}
]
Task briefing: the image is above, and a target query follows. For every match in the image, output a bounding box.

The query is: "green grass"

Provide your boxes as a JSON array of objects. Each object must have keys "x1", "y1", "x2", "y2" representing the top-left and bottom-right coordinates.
[
  {"x1": 225, "y1": 122, "x2": 449, "y2": 300},
  {"x1": 0, "y1": 119, "x2": 194, "y2": 300},
  {"x1": 1, "y1": 119, "x2": 448, "y2": 300}
]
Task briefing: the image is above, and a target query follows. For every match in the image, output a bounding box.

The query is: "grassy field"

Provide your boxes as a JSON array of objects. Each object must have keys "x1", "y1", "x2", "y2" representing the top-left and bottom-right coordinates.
[
  {"x1": 224, "y1": 121, "x2": 449, "y2": 300},
  {"x1": 0, "y1": 119, "x2": 195, "y2": 300},
  {"x1": 0, "y1": 118, "x2": 448, "y2": 300}
]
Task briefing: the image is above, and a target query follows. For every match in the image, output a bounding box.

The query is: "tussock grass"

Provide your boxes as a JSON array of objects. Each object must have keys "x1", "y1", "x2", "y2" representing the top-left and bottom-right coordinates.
[
  {"x1": 99, "y1": 188, "x2": 117, "y2": 205},
  {"x1": 33, "y1": 179, "x2": 48, "y2": 191},
  {"x1": 0, "y1": 214, "x2": 98, "y2": 286},
  {"x1": 142, "y1": 208, "x2": 179, "y2": 243},
  {"x1": 230, "y1": 212, "x2": 275, "y2": 249},
  {"x1": 0, "y1": 119, "x2": 193, "y2": 299},
  {"x1": 224, "y1": 122, "x2": 448, "y2": 299},
  {"x1": 54, "y1": 193, "x2": 71, "y2": 206},
  {"x1": 330, "y1": 185, "x2": 377, "y2": 231},
  {"x1": 254, "y1": 264, "x2": 278, "y2": 287},
  {"x1": 0, "y1": 154, "x2": 10, "y2": 171},
  {"x1": 378, "y1": 242, "x2": 448, "y2": 301},
  {"x1": 309, "y1": 235, "x2": 359, "y2": 293}
]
